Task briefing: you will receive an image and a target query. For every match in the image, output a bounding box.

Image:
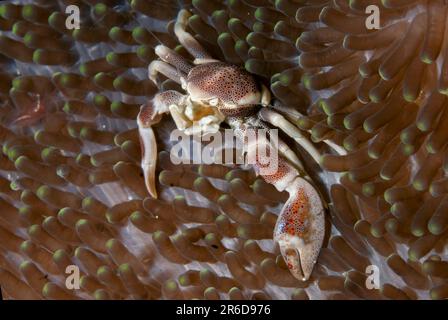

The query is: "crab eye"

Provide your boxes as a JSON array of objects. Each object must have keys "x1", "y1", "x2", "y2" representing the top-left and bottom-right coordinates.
[{"x1": 209, "y1": 98, "x2": 219, "y2": 106}]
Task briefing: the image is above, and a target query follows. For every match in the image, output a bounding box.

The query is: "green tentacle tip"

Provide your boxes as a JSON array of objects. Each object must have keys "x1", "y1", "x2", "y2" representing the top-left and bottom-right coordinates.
[
  {"x1": 318, "y1": 154, "x2": 327, "y2": 166},
  {"x1": 296, "y1": 117, "x2": 309, "y2": 130},
  {"x1": 94, "y1": 94, "x2": 107, "y2": 105},
  {"x1": 244, "y1": 60, "x2": 252, "y2": 72},
  {"x1": 20, "y1": 240, "x2": 32, "y2": 252},
  {"x1": 97, "y1": 266, "x2": 108, "y2": 276},
  {"x1": 12, "y1": 22, "x2": 22, "y2": 36},
  {"x1": 369, "y1": 92, "x2": 380, "y2": 103},
  {"x1": 390, "y1": 203, "x2": 399, "y2": 215},
  {"x1": 301, "y1": 74, "x2": 312, "y2": 90},
  {"x1": 416, "y1": 120, "x2": 429, "y2": 132},
  {"x1": 12, "y1": 78, "x2": 23, "y2": 91},
  {"x1": 118, "y1": 263, "x2": 131, "y2": 273},
  {"x1": 62, "y1": 102, "x2": 71, "y2": 113},
  {"x1": 153, "y1": 230, "x2": 163, "y2": 240},
  {"x1": 359, "y1": 66, "x2": 368, "y2": 78},
  {"x1": 217, "y1": 32, "x2": 230, "y2": 43},
  {"x1": 74, "y1": 247, "x2": 82, "y2": 258},
  {"x1": 412, "y1": 179, "x2": 426, "y2": 191},
  {"x1": 428, "y1": 221, "x2": 443, "y2": 236},
  {"x1": 79, "y1": 64, "x2": 89, "y2": 76},
  {"x1": 411, "y1": 227, "x2": 424, "y2": 238},
  {"x1": 277, "y1": 73, "x2": 292, "y2": 86},
  {"x1": 32, "y1": 49, "x2": 45, "y2": 63},
  {"x1": 48, "y1": 12, "x2": 59, "y2": 25},
  {"x1": 199, "y1": 269, "x2": 211, "y2": 277},
  {"x1": 164, "y1": 280, "x2": 178, "y2": 291},
  {"x1": 178, "y1": 275, "x2": 189, "y2": 286},
  {"x1": 109, "y1": 26, "x2": 120, "y2": 36},
  {"x1": 132, "y1": 27, "x2": 146, "y2": 39},
  {"x1": 137, "y1": 45, "x2": 151, "y2": 59},
  {"x1": 42, "y1": 283, "x2": 52, "y2": 296},
  {"x1": 420, "y1": 53, "x2": 433, "y2": 65},
  {"x1": 426, "y1": 142, "x2": 437, "y2": 154},
  {"x1": 129, "y1": 211, "x2": 141, "y2": 222},
  {"x1": 204, "y1": 233, "x2": 216, "y2": 242},
  {"x1": 94, "y1": 3, "x2": 107, "y2": 15},
  {"x1": 401, "y1": 144, "x2": 414, "y2": 156},
  {"x1": 105, "y1": 238, "x2": 115, "y2": 250},
  {"x1": 370, "y1": 226, "x2": 382, "y2": 238},
  {"x1": 217, "y1": 194, "x2": 229, "y2": 203},
  {"x1": 14, "y1": 155, "x2": 27, "y2": 168},
  {"x1": 57, "y1": 207, "x2": 70, "y2": 217},
  {"x1": 343, "y1": 141, "x2": 354, "y2": 152},
  {"x1": 75, "y1": 219, "x2": 89, "y2": 228},
  {"x1": 9, "y1": 180, "x2": 20, "y2": 191},
  {"x1": 384, "y1": 190, "x2": 393, "y2": 204},
  {"x1": 23, "y1": 32, "x2": 33, "y2": 45},
  {"x1": 174, "y1": 194, "x2": 185, "y2": 201},
  {"x1": 407, "y1": 249, "x2": 419, "y2": 262},
  {"x1": 56, "y1": 165, "x2": 68, "y2": 178},
  {"x1": 368, "y1": 149, "x2": 379, "y2": 160},
  {"x1": 106, "y1": 52, "x2": 116, "y2": 64},
  {"x1": 362, "y1": 183, "x2": 375, "y2": 197},
  {"x1": 254, "y1": 8, "x2": 263, "y2": 19},
  {"x1": 7, "y1": 147, "x2": 20, "y2": 162},
  {"x1": 342, "y1": 117, "x2": 353, "y2": 130},
  {"x1": 19, "y1": 261, "x2": 32, "y2": 271},
  {"x1": 378, "y1": 68, "x2": 389, "y2": 81},
  {"x1": 320, "y1": 100, "x2": 333, "y2": 116},
  {"x1": 81, "y1": 197, "x2": 93, "y2": 210},
  {"x1": 28, "y1": 224, "x2": 40, "y2": 235},
  {"x1": 21, "y1": 5, "x2": 33, "y2": 19},
  {"x1": 0, "y1": 5, "x2": 6, "y2": 18},
  {"x1": 363, "y1": 122, "x2": 374, "y2": 134}
]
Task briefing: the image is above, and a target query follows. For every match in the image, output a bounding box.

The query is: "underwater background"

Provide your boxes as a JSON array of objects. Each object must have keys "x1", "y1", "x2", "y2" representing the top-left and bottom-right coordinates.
[{"x1": 0, "y1": 0, "x2": 447, "y2": 300}]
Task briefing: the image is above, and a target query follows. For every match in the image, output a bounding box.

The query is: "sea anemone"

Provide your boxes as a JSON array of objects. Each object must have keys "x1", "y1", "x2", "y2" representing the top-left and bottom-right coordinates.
[{"x1": 0, "y1": 0, "x2": 447, "y2": 300}]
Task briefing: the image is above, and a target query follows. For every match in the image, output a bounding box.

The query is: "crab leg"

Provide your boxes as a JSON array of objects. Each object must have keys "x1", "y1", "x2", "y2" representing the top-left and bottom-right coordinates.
[
  {"x1": 276, "y1": 138, "x2": 305, "y2": 172},
  {"x1": 229, "y1": 115, "x2": 305, "y2": 172},
  {"x1": 137, "y1": 91, "x2": 185, "y2": 198},
  {"x1": 241, "y1": 127, "x2": 325, "y2": 281},
  {"x1": 174, "y1": 9, "x2": 218, "y2": 65},
  {"x1": 154, "y1": 45, "x2": 193, "y2": 74},
  {"x1": 258, "y1": 108, "x2": 323, "y2": 165},
  {"x1": 268, "y1": 103, "x2": 348, "y2": 156},
  {"x1": 148, "y1": 60, "x2": 186, "y2": 85}
]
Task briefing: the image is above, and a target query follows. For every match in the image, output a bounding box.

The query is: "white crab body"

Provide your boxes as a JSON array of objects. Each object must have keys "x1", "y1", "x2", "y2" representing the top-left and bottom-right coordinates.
[
  {"x1": 186, "y1": 62, "x2": 262, "y2": 106},
  {"x1": 168, "y1": 95, "x2": 225, "y2": 136}
]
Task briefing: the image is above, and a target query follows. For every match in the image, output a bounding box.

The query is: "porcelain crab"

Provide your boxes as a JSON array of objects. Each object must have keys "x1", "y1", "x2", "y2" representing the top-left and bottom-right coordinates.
[{"x1": 137, "y1": 9, "x2": 325, "y2": 281}]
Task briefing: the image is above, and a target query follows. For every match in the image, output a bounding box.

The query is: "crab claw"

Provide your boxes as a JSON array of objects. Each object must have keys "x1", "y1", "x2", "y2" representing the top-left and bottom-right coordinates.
[
  {"x1": 274, "y1": 177, "x2": 325, "y2": 281},
  {"x1": 137, "y1": 101, "x2": 163, "y2": 199}
]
